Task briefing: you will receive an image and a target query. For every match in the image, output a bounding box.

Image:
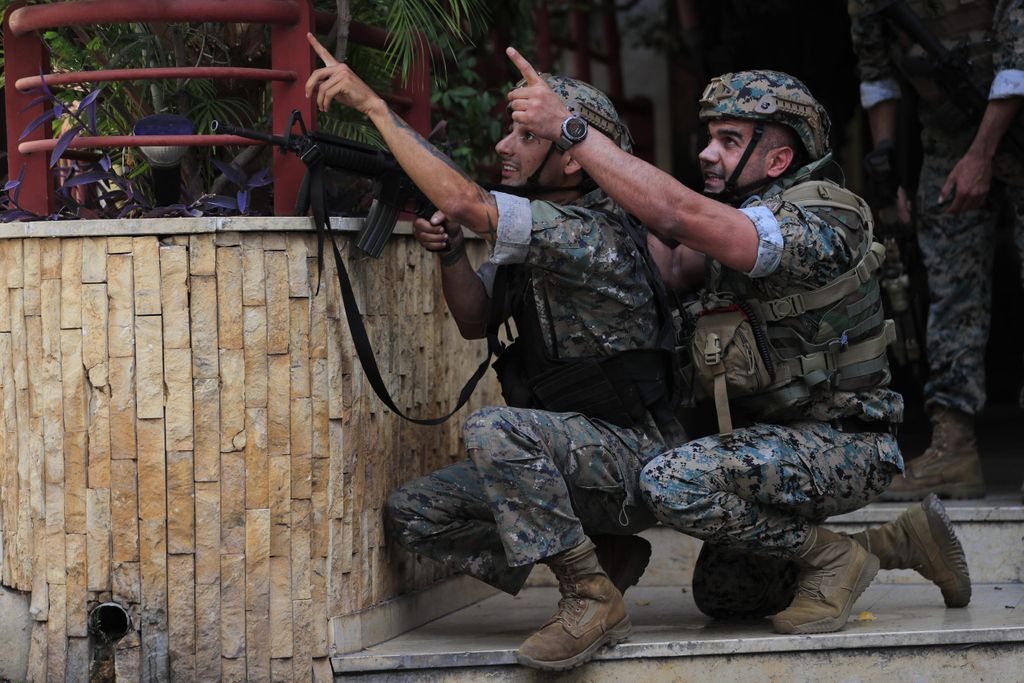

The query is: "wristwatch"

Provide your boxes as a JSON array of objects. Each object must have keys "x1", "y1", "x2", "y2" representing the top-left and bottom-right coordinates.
[{"x1": 555, "y1": 114, "x2": 589, "y2": 152}]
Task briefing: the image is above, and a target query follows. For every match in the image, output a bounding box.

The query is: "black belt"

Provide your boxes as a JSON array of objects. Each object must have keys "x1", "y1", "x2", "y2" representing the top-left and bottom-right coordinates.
[{"x1": 833, "y1": 417, "x2": 897, "y2": 436}]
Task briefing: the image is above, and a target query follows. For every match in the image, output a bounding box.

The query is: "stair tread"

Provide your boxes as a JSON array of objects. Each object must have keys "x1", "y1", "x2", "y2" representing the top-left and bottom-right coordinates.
[
  {"x1": 831, "y1": 493, "x2": 1024, "y2": 524},
  {"x1": 334, "y1": 583, "x2": 1024, "y2": 673}
]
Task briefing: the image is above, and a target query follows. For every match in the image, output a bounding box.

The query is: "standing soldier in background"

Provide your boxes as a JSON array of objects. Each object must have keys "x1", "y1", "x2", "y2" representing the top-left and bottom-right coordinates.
[{"x1": 849, "y1": 0, "x2": 1024, "y2": 501}]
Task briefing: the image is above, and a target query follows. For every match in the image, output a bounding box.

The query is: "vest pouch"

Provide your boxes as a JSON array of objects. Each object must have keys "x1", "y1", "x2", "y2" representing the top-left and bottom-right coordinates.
[{"x1": 691, "y1": 308, "x2": 774, "y2": 434}]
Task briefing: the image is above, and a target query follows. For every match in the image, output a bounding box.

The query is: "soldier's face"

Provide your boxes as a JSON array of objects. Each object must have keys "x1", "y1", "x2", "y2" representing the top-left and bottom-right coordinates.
[
  {"x1": 495, "y1": 122, "x2": 556, "y2": 186},
  {"x1": 698, "y1": 119, "x2": 768, "y2": 194}
]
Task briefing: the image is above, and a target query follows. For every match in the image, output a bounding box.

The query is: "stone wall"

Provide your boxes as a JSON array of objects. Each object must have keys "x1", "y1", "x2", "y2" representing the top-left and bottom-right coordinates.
[{"x1": 0, "y1": 218, "x2": 499, "y2": 681}]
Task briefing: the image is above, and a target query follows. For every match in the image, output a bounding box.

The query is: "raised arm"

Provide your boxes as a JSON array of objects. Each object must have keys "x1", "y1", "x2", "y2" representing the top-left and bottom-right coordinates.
[
  {"x1": 504, "y1": 48, "x2": 759, "y2": 273},
  {"x1": 304, "y1": 33, "x2": 500, "y2": 241}
]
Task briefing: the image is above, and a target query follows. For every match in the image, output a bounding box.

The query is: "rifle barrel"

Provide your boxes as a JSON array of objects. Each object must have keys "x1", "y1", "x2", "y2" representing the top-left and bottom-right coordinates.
[{"x1": 211, "y1": 121, "x2": 289, "y2": 148}]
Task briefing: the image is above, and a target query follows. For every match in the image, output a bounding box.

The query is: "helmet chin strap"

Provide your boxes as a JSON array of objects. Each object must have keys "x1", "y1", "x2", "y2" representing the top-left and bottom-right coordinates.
[
  {"x1": 709, "y1": 121, "x2": 769, "y2": 205},
  {"x1": 526, "y1": 140, "x2": 558, "y2": 186}
]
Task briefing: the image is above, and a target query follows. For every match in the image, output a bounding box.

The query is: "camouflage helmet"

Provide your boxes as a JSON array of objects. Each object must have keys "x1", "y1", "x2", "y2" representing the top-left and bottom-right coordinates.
[
  {"x1": 698, "y1": 70, "x2": 831, "y2": 161},
  {"x1": 514, "y1": 74, "x2": 634, "y2": 154}
]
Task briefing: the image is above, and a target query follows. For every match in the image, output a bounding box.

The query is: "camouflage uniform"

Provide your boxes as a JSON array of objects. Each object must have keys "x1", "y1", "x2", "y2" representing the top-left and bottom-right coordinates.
[
  {"x1": 638, "y1": 70, "x2": 905, "y2": 617},
  {"x1": 385, "y1": 187, "x2": 668, "y2": 595},
  {"x1": 644, "y1": 182, "x2": 905, "y2": 615},
  {"x1": 849, "y1": 0, "x2": 1024, "y2": 416}
]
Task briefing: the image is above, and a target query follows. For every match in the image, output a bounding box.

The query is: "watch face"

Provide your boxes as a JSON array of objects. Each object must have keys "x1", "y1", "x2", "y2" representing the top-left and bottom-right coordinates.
[{"x1": 565, "y1": 117, "x2": 587, "y2": 140}]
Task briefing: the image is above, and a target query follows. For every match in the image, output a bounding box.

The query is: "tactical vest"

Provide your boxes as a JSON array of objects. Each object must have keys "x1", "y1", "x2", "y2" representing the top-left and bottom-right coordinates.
[
  {"x1": 892, "y1": 0, "x2": 997, "y2": 132},
  {"x1": 691, "y1": 178, "x2": 896, "y2": 435},
  {"x1": 487, "y1": 213, "x2": 683, "y2": 438}
]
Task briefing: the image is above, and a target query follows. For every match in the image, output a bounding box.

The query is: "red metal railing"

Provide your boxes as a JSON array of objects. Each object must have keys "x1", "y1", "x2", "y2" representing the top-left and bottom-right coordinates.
[{"x1": 3, "y1": 0, "x2": 432, "y2": 216}]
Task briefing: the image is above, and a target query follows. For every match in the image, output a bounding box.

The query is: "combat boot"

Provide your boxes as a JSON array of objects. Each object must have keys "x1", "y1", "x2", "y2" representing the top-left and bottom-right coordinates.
[
  {"x1": 850, "y1": 493, "x2": 970, "y2": 607},
  {"x1": 593, "y1": 534, "x2": 652, "y2": 596},
  {"x1": 772, "y1": 527, "x2": 879, "y2": 634},
  {"x1": 851, "y1": 491, "x2": 970, "y2": 610},
  {"x1": 882, "y1": 406, "x2": 985, "y2": 501},
  {"x1": 517, "y1": 538, "x2": 631, "y2": 671}
]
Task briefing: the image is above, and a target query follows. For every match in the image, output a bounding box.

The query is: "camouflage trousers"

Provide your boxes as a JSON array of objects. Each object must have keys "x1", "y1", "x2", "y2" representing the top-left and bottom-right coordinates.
[
  {"x1": 916, "y1": 136, "x2": 1024, "y2": 415},
  {"x1": 384, "y1": 406, "x2": 665, "y2": 595},
  {"x1": 641, "y1": 420, "x2": 900, "y2": 619},
  {"x1": 641, "y1": 420, "x2": 900, "y2": 557}
]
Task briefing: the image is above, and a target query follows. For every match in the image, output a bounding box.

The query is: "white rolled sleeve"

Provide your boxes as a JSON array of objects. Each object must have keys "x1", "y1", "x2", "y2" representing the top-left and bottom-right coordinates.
[
  {"x1": 990, "y1": 69, "x2": 1024, "y2": 99},
  {"x1": 860, "y1": 78, "x2": 902, "y2": 109},
  {"x1": 488, "y1": 191, "x2": 532, "y2": 265},
  {"x1": 740, "y1": 205, "x2": 783, "y2": 278}
]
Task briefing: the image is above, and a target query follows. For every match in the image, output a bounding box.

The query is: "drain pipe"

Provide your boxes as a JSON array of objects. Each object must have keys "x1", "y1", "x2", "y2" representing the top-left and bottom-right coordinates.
[
  {"x1": 89, "y1": 602, "x2": 132, "y2": 682},
  {"x1": 89, "y1": 602, "x2": 132, "y2": 642}
]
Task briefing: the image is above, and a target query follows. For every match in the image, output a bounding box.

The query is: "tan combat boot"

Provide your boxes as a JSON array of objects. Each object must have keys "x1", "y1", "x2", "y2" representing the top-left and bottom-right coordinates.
[
  {"x1": 850, "y1": 493, "x2": 970, "y2": 607},
  {"x1": 593, "y1": 534, "x2": 652, "y2": 596},
  {"x1": 517, "y1": 538, "x2": 631, "y2": 671},
  {"x1": 882, "y1": 406, "x2": 985, "y2": 501},
  {"x1": 772, "y1": 527, "x2": 879, "y2": 634}
]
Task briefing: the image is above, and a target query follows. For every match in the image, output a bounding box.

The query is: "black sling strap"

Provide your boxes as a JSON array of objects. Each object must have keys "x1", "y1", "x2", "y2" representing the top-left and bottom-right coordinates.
[{"x1": 306, "y1": 161, "x2": 495, "y2": 425}]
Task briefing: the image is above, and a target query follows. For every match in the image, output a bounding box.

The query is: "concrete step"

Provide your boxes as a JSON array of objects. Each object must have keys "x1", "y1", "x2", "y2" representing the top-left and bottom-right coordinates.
[
  {"x1": 333, "y1": 496, "x2": 1024, "y2": 678},
  {"x1": 333, "y1": 582, "x2": 1024, "y2": 681},
  {"x1": 523, "y1": 494, "x2": 1024, "y2": 590}
]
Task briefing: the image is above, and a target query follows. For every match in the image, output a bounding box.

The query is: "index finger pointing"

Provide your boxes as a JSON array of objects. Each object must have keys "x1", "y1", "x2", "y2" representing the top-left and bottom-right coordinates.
[
  {"x1": 307, "y1": 32, "x2": 339, "y2": 66},
  {"x1": 506, "y1": 47, "x2": 544, "y2": 85}
]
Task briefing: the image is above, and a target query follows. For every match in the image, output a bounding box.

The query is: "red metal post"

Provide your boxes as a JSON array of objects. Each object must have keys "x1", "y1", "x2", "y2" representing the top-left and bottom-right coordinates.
[
  {"x1": 399, "y1": 36, "x2": 432, "y2": 136},
  {"x1": 271, "y1": 0, "x2": 317, "y2": 215},
  {"x1": 4, "y1": 0, "x2": 54, "y2": 215},
  {"x1": 571, "y1": 9, "x2": 591, "y2": 83},
  {"x1": 602, "y1": 0, "x2": 624, "y2": 101},
  {"x1": 7, "y1": 0, "x2": 300, "y2": 34},
  {"x1": 534, "y1": 3, "x2": 553, "y2": 73}
]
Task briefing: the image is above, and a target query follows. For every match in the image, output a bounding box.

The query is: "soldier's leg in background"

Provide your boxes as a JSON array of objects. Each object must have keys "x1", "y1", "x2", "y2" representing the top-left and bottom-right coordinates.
[
  {"x1": 916, "y1": 149, "x2": 994, "y2": 416},
  {"x1": 384, "y1": 458, "x2": 533, "y2": 595},
  {"x1": 883, "y1": 149, "x2": 994, "y2": 499},
  {"x1": 1007, "y1": 181, "x2": 1024, "y2": 500}
]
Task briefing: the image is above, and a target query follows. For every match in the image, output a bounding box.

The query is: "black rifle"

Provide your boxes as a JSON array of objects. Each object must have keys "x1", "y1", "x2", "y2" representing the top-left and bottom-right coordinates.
[
  {"x1": 878, "y1": 0, "x2": 1024, "y2": 159},
  {"x1": 214, "y1": 111, "x2": 494, "y2": 426},
  {"x1": 213, "y1": 110, "x2": 435, "y2": 257}
]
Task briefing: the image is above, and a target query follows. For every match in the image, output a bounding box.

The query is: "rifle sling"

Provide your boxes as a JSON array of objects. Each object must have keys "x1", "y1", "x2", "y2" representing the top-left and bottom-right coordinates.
[{"x1": 307, "y1": 160, "x2": 494, "y2": 425}]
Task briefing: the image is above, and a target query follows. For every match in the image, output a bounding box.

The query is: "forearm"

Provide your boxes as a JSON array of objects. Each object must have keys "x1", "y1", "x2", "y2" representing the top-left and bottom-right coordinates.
[
  {"x1": 363, "y1": 102, "x2": 498, "y2": 240},
  {"x1": 571, "y1": 131, "x2": 757, "y2": 271},
  {"x1": 437, "y1": 249, "x2": 490, "y2": 339},
  {"x1": 866, "y1": 99, "x2": 899, "y2": 146},
  {"x1": 647, "y1": 233, "x2": 705, "y2": 293},
  {"x1": 965, "y1": 97, "x2": 1023, "y2": 161}
]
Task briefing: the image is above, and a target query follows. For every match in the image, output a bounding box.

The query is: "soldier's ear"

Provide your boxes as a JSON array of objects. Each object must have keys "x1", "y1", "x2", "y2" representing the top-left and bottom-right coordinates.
[
  {"x1": 561, "y1": 153, "x2": 583, "y2": 177},
  {"x1": 765, "y1": 145, "x2": 795, "y2": 178}
]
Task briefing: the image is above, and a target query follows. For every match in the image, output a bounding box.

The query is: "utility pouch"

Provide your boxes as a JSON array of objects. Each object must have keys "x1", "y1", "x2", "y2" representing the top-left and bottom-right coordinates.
[{"x1": 691, "y1": 306, "x2": 774, "y2": 435}]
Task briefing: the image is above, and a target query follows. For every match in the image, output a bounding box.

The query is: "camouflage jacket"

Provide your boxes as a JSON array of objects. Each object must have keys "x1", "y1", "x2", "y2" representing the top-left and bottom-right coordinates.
[
  {"x1": 479, "y1": 187, "x2": 659, "y2": 359},
  {"x1": 705, "y1": 174, "x2": 905, "y2": 424}
]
